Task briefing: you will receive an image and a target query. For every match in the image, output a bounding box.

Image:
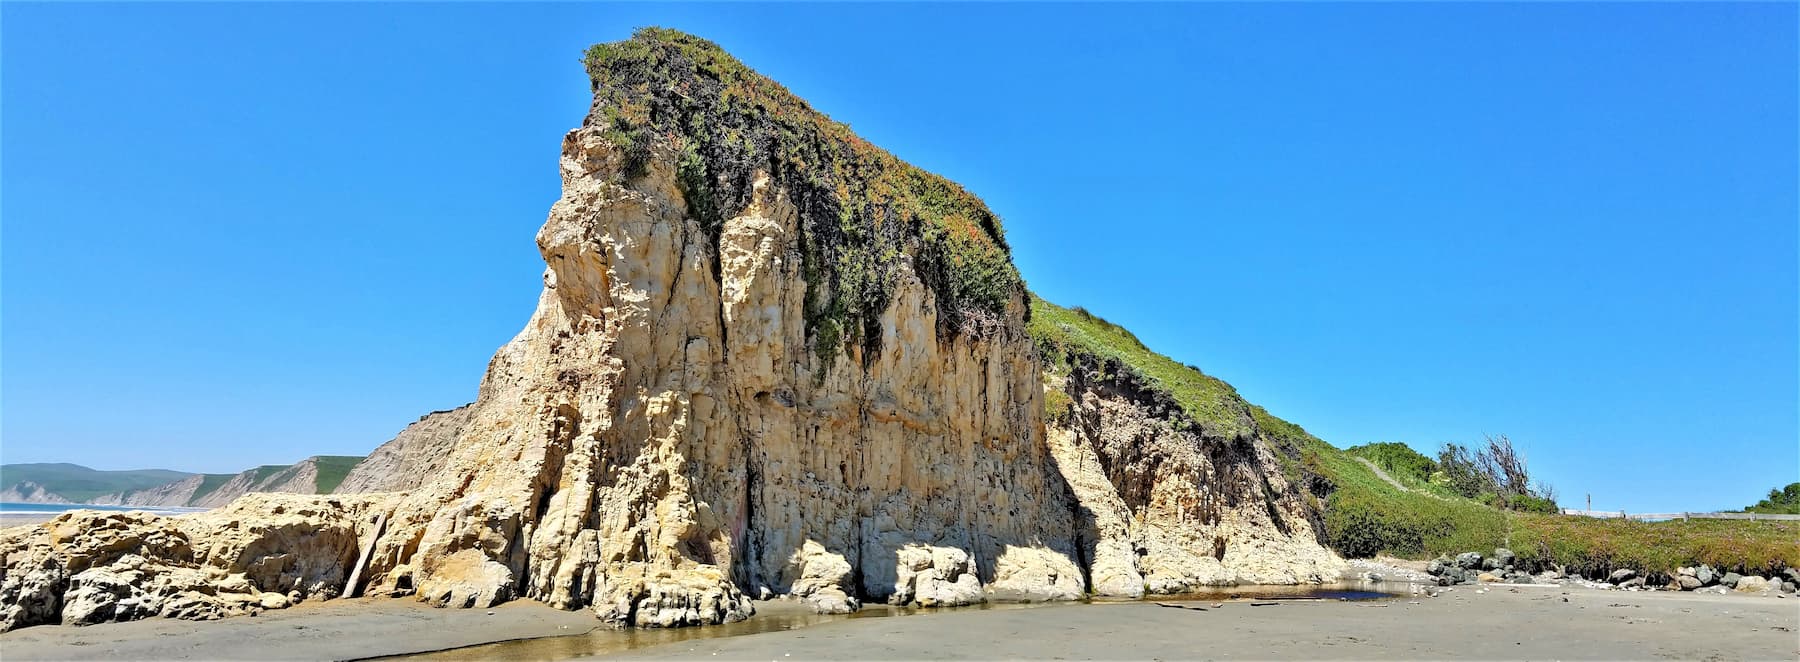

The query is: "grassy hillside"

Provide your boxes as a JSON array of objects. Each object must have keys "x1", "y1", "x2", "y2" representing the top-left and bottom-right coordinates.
[
  {"x1": 187, "y1": 473, "x2": 237, "y2": 505},
  {"x1": 1027, "y1": 295, "x2": 1799, "y2": 577},
  {"x1": 310, "y1": 456, "x2": 362, "y2": 493},
  {"x1": 0, "y1": 463, "x2": 193, "y2": 502},
  {"x1": 1028, "y1": 295, "x2": 1253, "y2": 440}
]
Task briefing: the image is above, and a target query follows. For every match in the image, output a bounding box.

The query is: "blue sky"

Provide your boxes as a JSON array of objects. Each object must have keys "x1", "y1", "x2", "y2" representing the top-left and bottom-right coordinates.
[{"x1": 3, "y1": 3, "x2": 1793, "y2": 513}]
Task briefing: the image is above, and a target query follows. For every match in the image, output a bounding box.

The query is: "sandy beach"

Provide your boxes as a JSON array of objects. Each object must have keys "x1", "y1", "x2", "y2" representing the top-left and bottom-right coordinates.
[{"x1": 4, "y1": 582, "x2": 1795, "y2": 661}]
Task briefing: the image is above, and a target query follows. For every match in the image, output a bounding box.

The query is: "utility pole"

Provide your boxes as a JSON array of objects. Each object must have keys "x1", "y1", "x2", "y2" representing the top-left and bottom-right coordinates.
[{"x1": 1587, "y1": 493, "x2": 1592, "y2": 513}]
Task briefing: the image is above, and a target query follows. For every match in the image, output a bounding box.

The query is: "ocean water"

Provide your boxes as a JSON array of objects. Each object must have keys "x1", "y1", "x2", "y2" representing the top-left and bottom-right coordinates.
[{"x1": 0, "y1": 502, "x2": 205, "y2": 516}]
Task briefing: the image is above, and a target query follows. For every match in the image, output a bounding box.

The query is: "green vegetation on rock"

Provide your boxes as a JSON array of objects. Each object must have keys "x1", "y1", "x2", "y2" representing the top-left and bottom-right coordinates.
[
  {"x1": 1029, "y1": 295, "x2": 1253, "y2": 440},
  {"x1": 584, "y1": 28, "x2": 1022, "y2": 370},
  {"x1": 1025, "y1": 295, "x2": 1795, "y2": 577}
]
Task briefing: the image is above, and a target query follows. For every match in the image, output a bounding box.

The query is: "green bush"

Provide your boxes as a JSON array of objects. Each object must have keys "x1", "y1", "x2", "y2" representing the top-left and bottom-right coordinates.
[
  {"x1": 1346, "y1": 442, "x2": 1438, "y2": 485},
  {"x1": 1744, "y1": 483, "x2": 1800, "y2": 515}
]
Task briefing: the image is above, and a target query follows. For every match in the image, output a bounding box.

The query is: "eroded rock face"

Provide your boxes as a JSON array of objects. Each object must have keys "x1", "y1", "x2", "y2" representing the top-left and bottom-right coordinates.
[
  {"x1": 335, "y1": 405, "x2": 475, "y2": 494},
  {"x1": 1044, "y1": 366, "x2": 1344, "y2": 595},
  {"x1": 0, "y1": 494, "x2": 387, "y2": 631},
  {"x1": 347, "y1": 118, "x2": 1084, "y2": 626}
]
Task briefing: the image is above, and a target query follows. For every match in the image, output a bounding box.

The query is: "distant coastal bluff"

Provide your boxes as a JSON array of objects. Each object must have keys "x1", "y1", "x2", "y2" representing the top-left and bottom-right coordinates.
[{"x1": 0, "y1": 29, "x2": 1340, "y2": 632}]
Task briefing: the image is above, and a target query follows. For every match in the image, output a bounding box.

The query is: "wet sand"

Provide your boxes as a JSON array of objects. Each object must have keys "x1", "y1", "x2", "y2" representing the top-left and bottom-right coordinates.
[
  {"x1": 3, "y1": 585, "x2": 1795, "y2": 660},
  {"x1": 0, "y1": 597, "x2": 600, "y2": 661},
  {"x1": 600, "y1": 587, "x2": 1800, "y2": 661}
]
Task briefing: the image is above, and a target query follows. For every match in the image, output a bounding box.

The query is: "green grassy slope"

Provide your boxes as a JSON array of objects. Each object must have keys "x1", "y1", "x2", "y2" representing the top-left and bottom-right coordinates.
[
  {"x1": 186, "y1": 474, "x2": 237, "y2": 505},
  {"x1": 1028, "y1": 295, "x2": 1798, "y2": 576},
  {"x1": 0, "y1": 463, "x2": 194, "y2": 502},
  {"x1": 309, "y1": 456, "x2": 362, "y2": 494}
]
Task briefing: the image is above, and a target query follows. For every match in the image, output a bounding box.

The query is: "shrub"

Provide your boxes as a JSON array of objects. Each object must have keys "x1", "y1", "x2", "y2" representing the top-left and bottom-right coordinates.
[
  {"x1": 1744, "y1": 483, "x2": 1800, "y2": 515},
  {"x1": 1346, "y1": 442, "x2": 1438, "y2": 485}
]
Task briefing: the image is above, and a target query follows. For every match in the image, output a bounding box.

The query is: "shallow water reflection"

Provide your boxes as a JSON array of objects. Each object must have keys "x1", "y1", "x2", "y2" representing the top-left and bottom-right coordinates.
[
  {"x1": 382, "y1": 583, "x2": 1406, "y2": 661},
  {"x1": 381, "y1": 601, "x2": 1058, "y2": 661}
]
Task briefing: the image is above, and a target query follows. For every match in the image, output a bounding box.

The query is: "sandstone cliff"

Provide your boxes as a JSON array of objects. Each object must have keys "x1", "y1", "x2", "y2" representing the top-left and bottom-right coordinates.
[
  {"x1": 0, "y1": 29, "x2": 1343, "y2": 633},
  {"x1": 334, "y1": 405, "x2": 475, "y2": 494}
]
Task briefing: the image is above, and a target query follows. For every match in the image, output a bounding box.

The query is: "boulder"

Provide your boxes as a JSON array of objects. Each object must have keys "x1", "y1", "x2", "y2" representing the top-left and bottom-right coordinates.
[
  {"x1": 1477, "y1": 572, "x2": 1501, "y2": 583},
  {"x1": 1427, "y1": 559, "x2": 1446, "y2": 575},
  {"x1": 1619, "y1": 577, "x2": 1646, "y2": 589},
  {"x1": 1781, "y1": 581, "x2": 1795, "y2": 593},
  {"x1": 1491, "y1": 548, "x2": 1516, "y2": 567},
  {"x1": 1676, "y1": 566, "x2": 1696, "y2": 578},
  {"x1": 1482, "y1": 557, "x2": 1502, "y2": 571},
  {"x1": 1696, "y1": 565, "x2": 1716, "y2": 585},
  {"x1": 1455, "y1": 552, "x2": 1483, "y2": 569},
  {"x1": 1722, "y1": 572, "x2": 1744, "y2": 587},
  {"x1": 1676, "y1": 575, "x2": 1702, "y2": 591},
  {"x1": 1608, "y1": 569, "x2": 1637, "y2": 584},
  {"x1": 1734, "y1": 576, "x2": 1771, "y2": 594}
]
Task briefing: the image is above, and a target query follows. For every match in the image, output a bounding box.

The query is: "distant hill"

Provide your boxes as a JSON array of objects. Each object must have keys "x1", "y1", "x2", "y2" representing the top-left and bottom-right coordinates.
[
  {"x1": 3, "y1": 403, "x2": 471, "y2": 507},
  {"x1": 88, "y1": 455, "x2": 367, "y2": 508},
  {"x1": 0, "y1": 463, "x2": 193, "y2": 502}
]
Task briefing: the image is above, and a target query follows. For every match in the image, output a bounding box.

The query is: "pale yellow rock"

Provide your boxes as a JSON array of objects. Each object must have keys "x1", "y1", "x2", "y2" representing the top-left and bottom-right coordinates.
[
  {"x1": 1042, "y1": 373, "x2": 1344, "y2": 595},
  {"x1": 0, "y1": 494, "x2": 389, "y2": 631}
]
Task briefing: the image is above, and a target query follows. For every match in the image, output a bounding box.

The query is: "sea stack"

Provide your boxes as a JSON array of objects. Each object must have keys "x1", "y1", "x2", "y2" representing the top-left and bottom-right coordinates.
[{"x1": 0, "y1": 28, "x2": 1341, "y2": 632}]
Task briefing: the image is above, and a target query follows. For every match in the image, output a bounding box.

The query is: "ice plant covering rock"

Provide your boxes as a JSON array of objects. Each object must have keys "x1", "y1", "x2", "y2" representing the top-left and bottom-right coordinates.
[{"x1": 0, "y1": 28, "x2": 1343, "y2": 632}]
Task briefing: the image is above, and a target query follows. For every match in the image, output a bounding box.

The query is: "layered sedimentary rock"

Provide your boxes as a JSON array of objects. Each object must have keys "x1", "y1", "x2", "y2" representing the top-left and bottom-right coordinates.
[
  {"x1": 0, "y1": 29, "x2": 1342, "y2": 633},
  {"x1": 335, "y1": 405, "x2": 475, "y2": 494}
]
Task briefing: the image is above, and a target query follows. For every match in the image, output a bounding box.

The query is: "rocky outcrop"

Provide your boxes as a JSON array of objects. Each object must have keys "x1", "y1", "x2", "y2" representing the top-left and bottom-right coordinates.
[
  {"x1": 0, "y1": 482, "x2": 72, "y2": 505},
  {"x1": 335, "y1": 405, "x2": 475, "y2": 494},
  {"x1": 0, "y1": 494, "x2": 388, "y2": 631},
  {"x1": 0, "y1": 28, "x2": 1344, "y2": 632},
  {"x1": 1036, "y1": 306, "x2": 1343, "y2": 595},
  {"x1": 346, "y1": 29, "x2": 1086, "y2": 626}
]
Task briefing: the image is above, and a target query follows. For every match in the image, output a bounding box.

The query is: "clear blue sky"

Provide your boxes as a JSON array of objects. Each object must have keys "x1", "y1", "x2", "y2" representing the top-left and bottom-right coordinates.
[{"x1": 3, "y1": 3, "x2": 1793, "y2": 513}]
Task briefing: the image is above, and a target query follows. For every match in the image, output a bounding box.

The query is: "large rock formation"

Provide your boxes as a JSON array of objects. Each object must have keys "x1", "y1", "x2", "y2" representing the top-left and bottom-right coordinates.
[
  {"x1": 335, "y1": 405, "x2": 475, "y2": 494},
  {"x1": 0, "y1": 28, "x2": 1341, "y2": 633}
]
